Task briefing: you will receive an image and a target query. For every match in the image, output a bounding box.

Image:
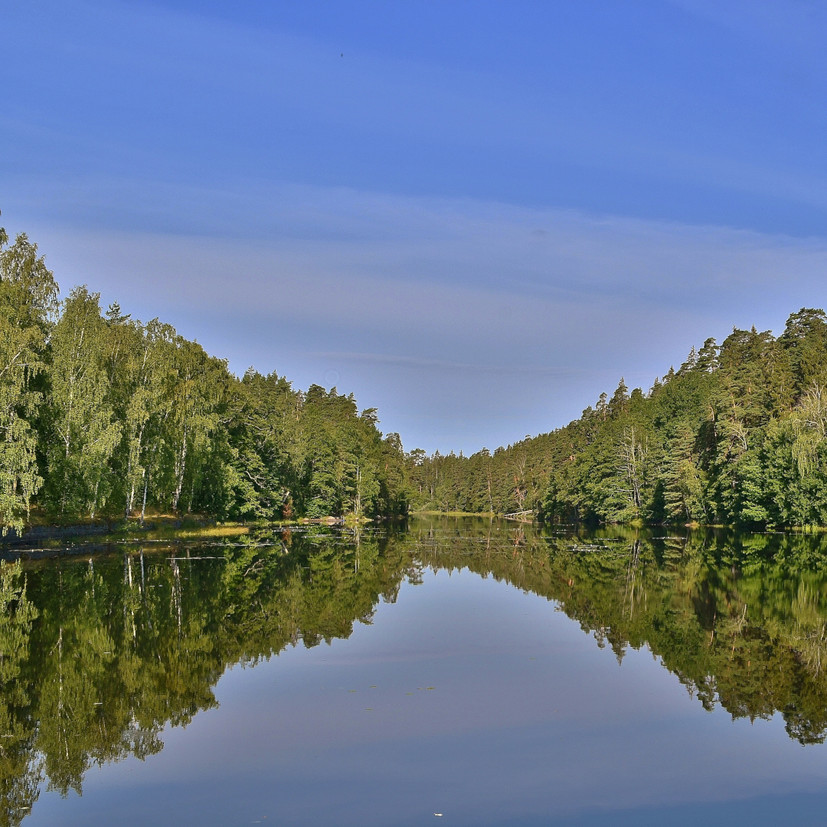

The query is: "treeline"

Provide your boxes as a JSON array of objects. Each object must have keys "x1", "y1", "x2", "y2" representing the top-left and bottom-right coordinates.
[
  {"x1": 9, "y1": 217, "x2": 827, "y2": 530},
  {"x1": 410, "y1": 309, "x2": 827, "y2": 528},
  {"x1": 407, "y1": 433, "x2": 559, "y2": 515},
  {"x1": 0, "y1": 224, "x2": 409, "y2": 531}
]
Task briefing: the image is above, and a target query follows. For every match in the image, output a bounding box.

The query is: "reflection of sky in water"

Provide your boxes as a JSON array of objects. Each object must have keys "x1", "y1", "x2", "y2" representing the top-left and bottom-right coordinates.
[{"x1": 27, "y1": 568, "x2": 827, "y2": 826}]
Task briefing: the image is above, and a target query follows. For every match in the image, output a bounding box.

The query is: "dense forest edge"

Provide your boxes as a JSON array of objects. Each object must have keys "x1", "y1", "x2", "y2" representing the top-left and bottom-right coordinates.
[
  {"x1": 413, "y1": 307, "x2": 827, "y2": 529},
  {"x1": 4, "y1": 214, "x2": 827, "y2": 535},
  {"x1": 0, "y1": 218, "x2": 409, "y2": 535}
]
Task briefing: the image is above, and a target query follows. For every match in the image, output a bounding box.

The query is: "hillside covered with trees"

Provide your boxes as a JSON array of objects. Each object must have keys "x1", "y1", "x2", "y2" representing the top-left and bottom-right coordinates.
[
  {"x1": 409, "y1": 308, "x2": 827, "y2": 528},
  {"x1": 0, "y1": 222, "x2": 409, "y2": 532}
]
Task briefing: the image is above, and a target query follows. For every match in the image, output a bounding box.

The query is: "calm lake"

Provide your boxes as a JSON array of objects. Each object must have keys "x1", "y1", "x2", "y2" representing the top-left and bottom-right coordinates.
[{"x1": 6, "y1": 518, "x2": 827, "y2": 825}]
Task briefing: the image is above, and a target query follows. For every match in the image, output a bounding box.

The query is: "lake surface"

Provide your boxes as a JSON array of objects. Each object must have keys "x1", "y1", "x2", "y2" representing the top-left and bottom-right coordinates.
[{"x1": 6, "y1": 518, "x2": 827, "y2": 825}]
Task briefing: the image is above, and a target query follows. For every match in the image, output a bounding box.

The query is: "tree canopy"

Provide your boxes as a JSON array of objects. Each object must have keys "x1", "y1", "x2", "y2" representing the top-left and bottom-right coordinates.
[
  {"x1": 408, "y1": 311, "x2": 827, "y2": 528},
  {"x1": 0, "y1": 218, "x2": 409, "y2": 530},
  {"x1": 4, "y1": 215, "x2": 827, "y2": 531}
]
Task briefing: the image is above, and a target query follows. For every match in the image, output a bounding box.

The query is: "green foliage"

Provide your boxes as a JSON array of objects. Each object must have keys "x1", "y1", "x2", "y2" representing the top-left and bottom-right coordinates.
[
  {"x1": 44, "y1": 287, "x2": 121, "y2": 518},
  {"x1": 0, "y1": 226, "x2": 58, "y2": 533},
  {"x1": 3, "y1": 217, "x2": 827, "y2": 531},
  {"x1": 0, "y1": 221, "x2": 409, "y2": 531},
  {"x1": 409, "y1": 311, "x2": 827, "y2": 529}
]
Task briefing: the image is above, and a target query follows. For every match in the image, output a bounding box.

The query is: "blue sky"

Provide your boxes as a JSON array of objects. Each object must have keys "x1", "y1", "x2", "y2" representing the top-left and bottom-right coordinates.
[{"x1": 3, "y1": 0, "x2": 827, "y2": 454}]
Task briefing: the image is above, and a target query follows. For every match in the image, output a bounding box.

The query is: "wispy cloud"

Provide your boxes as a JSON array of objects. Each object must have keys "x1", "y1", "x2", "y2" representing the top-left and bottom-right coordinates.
[
  {"x1": 308, "y1": 351, "x2": 593, "y2": 376},
  {"x1": 15, "y1": 181, "x2": 827, "y2": 453}
]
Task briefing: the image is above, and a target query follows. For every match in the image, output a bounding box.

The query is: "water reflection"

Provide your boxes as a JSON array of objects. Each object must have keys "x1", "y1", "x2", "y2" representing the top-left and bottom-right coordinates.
[
  {"x1": 3, "y1": 521, "x2": 827, "y2": 823},
  {"x1": 413, "y1": 520, "x2": 827, "y2": 744}
]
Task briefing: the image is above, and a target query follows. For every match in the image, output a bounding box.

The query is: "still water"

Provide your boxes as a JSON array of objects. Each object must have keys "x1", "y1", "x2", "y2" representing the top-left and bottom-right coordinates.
[{"x1": 7, "y1": 519, "x2": 827, "y2": 825}]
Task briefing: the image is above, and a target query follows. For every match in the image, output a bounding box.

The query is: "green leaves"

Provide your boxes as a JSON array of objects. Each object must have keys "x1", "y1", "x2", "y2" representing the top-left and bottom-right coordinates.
[
  {"x1": 44, "y1": 287, "x2": 121, "y2": 518},
  {"x1": 409, "y1": 308, "x2": 827, "y2": 529},
  {"x1": 0, "y1": 229, "x2": 58, "y2": 533},
  {"x1": 0, "y1": 220, "x2": 409, "y2": 528},
  {"x1": 8, "y1": 216, "x2": 827, "y2": 531}
]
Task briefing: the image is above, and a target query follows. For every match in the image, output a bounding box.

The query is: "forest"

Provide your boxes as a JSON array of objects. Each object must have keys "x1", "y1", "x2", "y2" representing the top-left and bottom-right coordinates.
[
  {"x1": 409, "y1": 307, "x2": 827, "y2": 528},
  {"x1": 4, "y1": 217, "x2": 827, "y2": 531},
  {"x1": 0, "y1": 223, "x2": 409, "y2": 532}
]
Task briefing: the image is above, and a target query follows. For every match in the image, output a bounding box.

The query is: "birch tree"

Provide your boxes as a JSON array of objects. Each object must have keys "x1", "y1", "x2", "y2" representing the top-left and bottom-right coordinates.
[
  {"x1": 0, "y1": 226, "x2": 58, "y2": 532},
  {"x1": 46, "y1": 287, "x2": 120, "y2": 518}
]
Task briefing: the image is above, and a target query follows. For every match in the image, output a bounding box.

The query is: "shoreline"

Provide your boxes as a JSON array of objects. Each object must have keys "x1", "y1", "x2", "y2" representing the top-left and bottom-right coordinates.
[{"x1": 5, "y1": 513, "x2": 827, "y2": 555}]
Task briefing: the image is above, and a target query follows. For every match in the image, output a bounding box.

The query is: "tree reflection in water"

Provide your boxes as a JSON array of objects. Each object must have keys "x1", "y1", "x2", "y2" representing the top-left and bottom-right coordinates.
[{"x1": 2, "y1": 520, "x2": 827, "y2": 823}]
